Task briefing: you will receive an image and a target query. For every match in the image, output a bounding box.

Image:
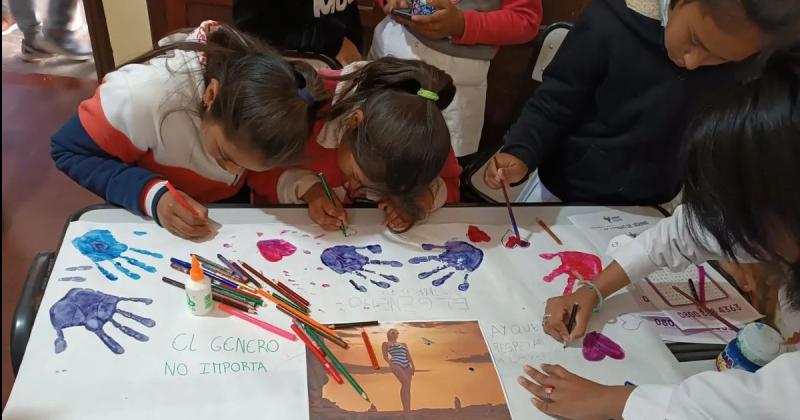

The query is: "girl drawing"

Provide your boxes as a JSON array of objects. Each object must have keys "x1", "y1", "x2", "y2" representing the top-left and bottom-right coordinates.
[{"x1": 382, "y1": 328, "x2": 415, "y2": 413}]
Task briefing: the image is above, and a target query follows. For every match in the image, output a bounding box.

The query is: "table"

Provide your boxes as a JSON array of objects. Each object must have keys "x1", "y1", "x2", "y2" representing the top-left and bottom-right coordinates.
[{"x1": 6, "y1": 203, "x2": 717, "y2": 419}]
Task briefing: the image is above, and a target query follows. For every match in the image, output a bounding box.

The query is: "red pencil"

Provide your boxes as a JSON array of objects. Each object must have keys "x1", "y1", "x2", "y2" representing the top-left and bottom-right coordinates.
[
  {"x1": 277, "y1": 281, "x2": 310, "y2": 307},
  {"x1": 165, "y1": 181, "x2": 200, "y2": 217},
  {"x1": 361, "y1": 330, "x2": 379, "y2": 370},
  {"x1": 292, "y1": 322, "x2": 343, "y2": 384}
]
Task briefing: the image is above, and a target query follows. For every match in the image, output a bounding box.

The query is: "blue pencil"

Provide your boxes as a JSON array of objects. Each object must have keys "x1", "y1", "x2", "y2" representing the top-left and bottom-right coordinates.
[{"x1": 170, "y1": 257, "x2": 239, "y2": 289}]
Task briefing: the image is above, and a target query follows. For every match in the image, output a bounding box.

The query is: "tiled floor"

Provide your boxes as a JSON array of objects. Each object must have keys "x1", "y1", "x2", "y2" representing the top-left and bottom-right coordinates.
[{"x1": 2, "y1": 71, "x2": 101, "y2": 409}]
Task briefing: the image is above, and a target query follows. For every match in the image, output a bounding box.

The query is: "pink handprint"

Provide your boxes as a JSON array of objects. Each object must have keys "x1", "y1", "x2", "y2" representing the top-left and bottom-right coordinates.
[{"x1": 539, "y1": 251, "x2": 602, "y2": 295}]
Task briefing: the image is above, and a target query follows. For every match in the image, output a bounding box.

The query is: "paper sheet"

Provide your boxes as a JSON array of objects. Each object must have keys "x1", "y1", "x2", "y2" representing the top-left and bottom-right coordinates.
[
  {"x1": 568, "y1": 210, "x2": 662, "y2": 253},
  {"x1": 4, "y1": 220, "x2": 684, "y2": 420}
]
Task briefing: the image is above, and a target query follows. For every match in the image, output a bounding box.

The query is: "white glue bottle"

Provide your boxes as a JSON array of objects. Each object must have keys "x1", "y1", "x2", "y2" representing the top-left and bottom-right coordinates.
[{"x1": 186, "y1": 255, "x2": 213, "y2": 316}]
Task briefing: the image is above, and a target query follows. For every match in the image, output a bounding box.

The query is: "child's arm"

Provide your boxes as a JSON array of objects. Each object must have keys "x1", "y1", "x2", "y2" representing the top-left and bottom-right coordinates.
[
  {"x1": 453, "y1": 0, "x2": 542, "y2": 46},
  {"x1": 501, "y1": 0, "x2": 613, "y2": 178}
]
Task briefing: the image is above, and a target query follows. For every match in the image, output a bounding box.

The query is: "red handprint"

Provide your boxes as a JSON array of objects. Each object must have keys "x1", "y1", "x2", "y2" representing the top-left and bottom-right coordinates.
[{"x1": 540, "y1": 251, "x2": 602, "y2": 295}]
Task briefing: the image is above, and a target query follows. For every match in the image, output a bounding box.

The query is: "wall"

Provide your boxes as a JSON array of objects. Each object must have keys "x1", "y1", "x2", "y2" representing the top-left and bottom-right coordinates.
[{"x1": 102, "y1": 0, "x2": 152, "y2": 65}]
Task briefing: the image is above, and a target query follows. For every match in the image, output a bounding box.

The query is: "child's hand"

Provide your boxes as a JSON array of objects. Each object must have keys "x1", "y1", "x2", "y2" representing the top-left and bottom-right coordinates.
[
  {"x1": 542, "y1": 287, "x2": 597, "y2": 344},
  {"x1": 156, "y1": 190, "x2": 210, "y2": 239},
  {"x1": 518, "y1": 364, "x2": 632, "y2": 419},
  {"x1": 302, "y1": 183, "x2": 348, "y2": 231},
  {"x1": 379, "y1": 190, "x2": 434, "y2": 232},
  {"x1": 384, "y1": 0, "x2": 409, "y2": 13},
  {"x1": 336, "y1": 37, "x2": 362, "y2": 66},
  {"x1": 484, "y1": 152, "x2": 529, "y2": 189},
  {"x1": 408, "y1": 0, "x2": 466, "y2": 40}
]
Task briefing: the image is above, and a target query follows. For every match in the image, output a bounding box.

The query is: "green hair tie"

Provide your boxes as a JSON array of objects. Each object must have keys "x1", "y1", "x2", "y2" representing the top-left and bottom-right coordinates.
[{"x1": 417, "y1": 88, "x2": 439, "y2": 101}]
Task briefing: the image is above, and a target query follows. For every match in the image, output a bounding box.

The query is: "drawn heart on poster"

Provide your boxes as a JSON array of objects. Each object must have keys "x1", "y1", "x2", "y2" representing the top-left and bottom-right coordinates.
[
  {"x1": 257, "y1": 239, "x2": 297, "y2": 262},
  {"x1": 582, "y1": 331, "x2": 625, "y2": 361},
  {"x1": 466, "y1": 225, "x2": 491, "y2": 243}
]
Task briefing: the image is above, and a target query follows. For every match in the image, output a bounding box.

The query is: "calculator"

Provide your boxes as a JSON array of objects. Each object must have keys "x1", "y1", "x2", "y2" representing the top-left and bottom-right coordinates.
[{"x1": 644, "y1": 265, "x2": 729, "y2": 307}]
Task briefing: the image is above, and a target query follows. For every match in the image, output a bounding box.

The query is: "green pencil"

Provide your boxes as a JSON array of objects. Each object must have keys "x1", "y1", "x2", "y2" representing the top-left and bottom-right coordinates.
[
  {"x1": 317, "y1": 172, "x2": 347, "y2": 236},
  {"x1": 273, "y1": 292, "x2": 307, "y2": 314},
  {"x1": 303, "y1": 323, "x2": 369, "y2": 401},
  {"x1": 212, "y1": 285, "x2": 263, "y2": 306}
]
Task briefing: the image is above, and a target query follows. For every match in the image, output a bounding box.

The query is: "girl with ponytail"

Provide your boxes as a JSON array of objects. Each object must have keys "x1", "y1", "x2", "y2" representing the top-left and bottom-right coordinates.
[
  {"x1": 251, "y1": 57, "x2": 462, "y2": 233},
  {"x1": 51, "y1": 21, "x2": 330, "y2": 239}
]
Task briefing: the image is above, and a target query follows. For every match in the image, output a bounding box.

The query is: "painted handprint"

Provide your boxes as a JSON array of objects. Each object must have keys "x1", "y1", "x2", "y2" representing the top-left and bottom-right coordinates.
[
  {"x1": 72, "y1": 229, "x2": 163, "y2": 280},
  {"x1": 408, "y1": 241, "x2": 484, "y2": 291},
  {"x1": 50, "y1": 288, "x2": 156, "y2": 354},
  {"x1": 321, "y1": 245, "x2": 403, "y2": 292},
  {"x1": 540, "y1": 251, "x2": 602, "y2": 295}
]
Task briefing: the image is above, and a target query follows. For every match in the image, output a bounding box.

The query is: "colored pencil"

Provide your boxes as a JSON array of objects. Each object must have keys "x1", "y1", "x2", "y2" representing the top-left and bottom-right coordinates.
[
  {"x1": 273, "y1": 292, "x2": 308, "y2": 314},
  {"x1": 273, "y1": 283, "x2": 309, "y2": 311},
  {"x1": 697, "y1": 265, "x2": 707, "y2": 304},
  {"x1": 192, "y1": 254, "x2": 236, "y2": 277},
  {"x1": 537, "y1": 218, "x2": 562, "y2": 245},
  {"x1": 318, "y1": 172, "x2": 348, "y2": 237},
  {"x1": 210, "y1": 279, "x2": 262, "y2": 301},
  {"x1": 671, "y1": 286, "x2": 740, "y2": 332},
  {"x1": 277, "y1": 281, "x2": 310, "y2": 307},
  {"x1": 218, "y1": 303, "x2": 297, "y2": 342},
  {"x1": 165, "y1": 181, "x2": 200, "y2": 217},
  {"x1": 687, "y1": 278, "x2": 699, "y2": 302},
  {"x1": 239, "y1": 261, "x2": 282, "y2": 291},
  {"x1": 256, "y1": 289, "x2": 341, "y2": 341},
  {"x1": 231, "y1": 261, "x2": 262, "y2": 289},
  {"x1": 326, "y1": 321, "x2": 380, "y2": 330},
  {"x1": 213, "y1": 285, "x2": 264, "y2": 306},
  {"x1": 275, "y1": 304, "x2": 349, "y2": 350},
  {"x1": 564, "y1": 303, "x2": 579, "y2": 348},
  {"x1": 362, "y1": 330, "x2": 380, "y2": 370},
  {"x1": 494, "y1": 156, "x2": 522, "y2": 241},
  {"x1": 303, "y1": 324, "x2": 369, "y2": 401},
  {"x1": 217, "y1": 254, "x2": 247, "y2": 280},
  {"x1": 161, "y1": 277, "x2": 255, "y2": 313},
  {"x1": 170, "y1": 260, "x2": 239, "y2": 289},
  {"x1": 291, "y1": 322, "x2": 344, "y2": 384}
]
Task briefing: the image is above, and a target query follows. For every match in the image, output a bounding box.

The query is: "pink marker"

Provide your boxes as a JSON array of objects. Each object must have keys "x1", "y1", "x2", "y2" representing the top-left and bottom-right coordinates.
[
  {"x1": 698, "y1": 265, "x2": 706, "y2": 304},
  {"x1": 218, "y1": 303, "x2": 297, "y2": 342}
]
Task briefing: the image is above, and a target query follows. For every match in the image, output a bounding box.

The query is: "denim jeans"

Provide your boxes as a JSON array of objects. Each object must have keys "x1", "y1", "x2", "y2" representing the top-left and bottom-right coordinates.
[{"x1": 9, "y1": 0, "x2": 78, "y2": 41}]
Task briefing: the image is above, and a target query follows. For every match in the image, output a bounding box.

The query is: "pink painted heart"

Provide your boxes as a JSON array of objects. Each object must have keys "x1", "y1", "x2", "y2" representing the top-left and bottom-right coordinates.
[
  {"x1": 582, "y1": 332, "x2": 625, "y2": 361},
  {"x1": 257, "y1": 239, "x2": 297, "y2": 262}
]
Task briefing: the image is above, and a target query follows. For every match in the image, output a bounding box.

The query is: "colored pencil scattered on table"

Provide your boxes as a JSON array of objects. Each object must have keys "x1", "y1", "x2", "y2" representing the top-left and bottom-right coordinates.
[
  {"x1": 362, "y1": 330, "x2": 380, "y2": 370},
  {"x1": 275, "y1": 305, "x2": 348, "y2": 349},
  {"x1": 217, "y1": 254, "x2": 247, "y2": 280},
  {"x1": 277, "y1": 281, "x2": 310, "y2": 307},
  {"x1": 256, "y1": 289, "x2": 342, "y2": 342},
  {"x1": 239, "y1": 261, "x2": 282, "y2": 291},
  {"x1": 170, "y1": 260, "x2": 238, "y2": 288},
  {"x1": 192, "y1": 254, "x2": 236, "y2": 277},
  {"x1": 273, "y1": 292, "x2": 308, "y2": 314},
  {"x1": 291, "y1": 322, "x2": 343, "y2": 384},
  {"x1": 303, "y1": 324, "x2": 369, "y2": 401},
  {"x1": 165, "y1": 181, "x2": 200, "y2": 217},
  {"x1": 231, "y1": 261, "x2": 262, "y2": 289},
  {"x1": 564, "y1": 303, "x2": 579, "y2": 348},
  {"x1": 219, "y1": 303, "x2": 296, "y2": 342},
  {"x1": 326, "y1": 321, "x2": 380, "y2": 330},
  {"x1": 537, "y1": 218, "x2": 562, "y2": 245},
  {"x1": 161, "y1": 277, "x2": 256, "y2": 313},
  {"x1": 318, "y1": 172, "x2": 348, "y2": 237},
  {"x1": 494, "y1": 156, "x2": 527, "y2": 245},
  {"x1": 671, "y1": 286, "x2": 740, "y2": 332},
  {"x1": 687, "y1": 278, "x2": 699, "y2": 302}
]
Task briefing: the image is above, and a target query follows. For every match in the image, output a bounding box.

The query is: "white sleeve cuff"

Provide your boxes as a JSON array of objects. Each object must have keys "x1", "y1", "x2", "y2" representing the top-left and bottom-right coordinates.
[
  {"x1": 611, "y1": 236, "x2": 661, "y2": 283},
  {"x1": 276, "y1": 169, "x2": 319, "y2": 204},
  {"x1": 430, "y1": 177, "x2": 448, "y2": 211},
  {"x1": 622, "y1": 384, "x2": 673, "y2": 420},
  {"x1": 143, "y1": 180, "x2": 168, "y2": 217}
]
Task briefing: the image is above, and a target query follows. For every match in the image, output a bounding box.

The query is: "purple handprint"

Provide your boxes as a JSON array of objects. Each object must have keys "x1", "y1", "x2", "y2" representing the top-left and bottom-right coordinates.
[
  {"x1": 50, "y1": 288, "x2": 155, "y2": 354},
  {"x1": 320, "y1": 245, "x2": 403, "y2": 291},
  {"x1": 409, "y1": 241, "x2": 484, "y2": 291}
]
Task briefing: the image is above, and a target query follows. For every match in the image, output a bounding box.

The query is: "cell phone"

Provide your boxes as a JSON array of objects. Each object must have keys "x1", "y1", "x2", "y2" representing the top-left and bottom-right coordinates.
[{"x1": 391, "y1": 8, "x2": 413, "y2": 21}]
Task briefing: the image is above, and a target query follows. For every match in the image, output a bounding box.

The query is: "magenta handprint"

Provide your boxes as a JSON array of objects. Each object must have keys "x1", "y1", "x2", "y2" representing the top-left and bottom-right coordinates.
[{"x1": 540, "y1": 251, "x2": 602, "y2": 295}]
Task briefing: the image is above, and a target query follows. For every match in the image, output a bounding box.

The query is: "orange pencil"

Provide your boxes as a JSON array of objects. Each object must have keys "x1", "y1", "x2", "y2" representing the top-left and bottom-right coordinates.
[
  {"x1": 291, "y1": 322, "x2": 343, "y2": 384},
  {"x1": 276, "y1": 305, "x2": 349, "y2": 349},
  {"x1": 256, "y1": 289, "x2": 341, "y2": 340},
  {"x1": 165, "y1": 181, "x2": 200, "y2": 217},
  {"x1": 361, "y1": 330, "x2": 379, "y2": 370}
]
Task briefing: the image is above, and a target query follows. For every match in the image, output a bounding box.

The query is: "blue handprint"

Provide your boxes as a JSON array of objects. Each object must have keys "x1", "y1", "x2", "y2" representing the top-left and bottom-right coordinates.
[
  {"x1": 320, "y1": 245, "x2": 403, "y2": 291},
  {"x1": 408, "y1": 241, "x2": 484, "y2": 291},
  {"x1": 50, "y1": 288, "x2": 156, "y2": 354},
  {"x1": 72, "y1": 229, "x2": 163, "y2": 280}
]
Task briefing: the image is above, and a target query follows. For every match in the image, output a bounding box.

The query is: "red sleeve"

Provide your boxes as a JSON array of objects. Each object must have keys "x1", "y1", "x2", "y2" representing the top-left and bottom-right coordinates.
[
  {"x1": 440, "y1": 147, "x2": 462, "y2": 203},
  {"x1": 453, "y1": 0, "x2": 542, "y2": 46}
]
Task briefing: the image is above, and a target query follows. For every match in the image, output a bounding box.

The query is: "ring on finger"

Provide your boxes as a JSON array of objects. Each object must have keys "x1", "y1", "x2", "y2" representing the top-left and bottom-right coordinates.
[{"x1": 541, "y1": 313, "x2": 551, "y2": 327}]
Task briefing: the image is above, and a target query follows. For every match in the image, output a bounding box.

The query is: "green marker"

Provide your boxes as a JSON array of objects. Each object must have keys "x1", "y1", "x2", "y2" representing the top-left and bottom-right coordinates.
[
  {"x1": 303, "y1": 323, "x2": 369, "y2": 401},
  {"x1": 317, "y1": 172, "x2": 347, "y2": 236}
]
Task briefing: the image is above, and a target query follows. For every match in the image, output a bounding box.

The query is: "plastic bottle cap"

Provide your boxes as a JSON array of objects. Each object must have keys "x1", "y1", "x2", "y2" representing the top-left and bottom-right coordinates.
[
  {"x1": 190, "y1": 255, "x2": 204, "y2": 282},
  {"x1": 738, "y1": 322, "x2": 784, "y2": 366}
]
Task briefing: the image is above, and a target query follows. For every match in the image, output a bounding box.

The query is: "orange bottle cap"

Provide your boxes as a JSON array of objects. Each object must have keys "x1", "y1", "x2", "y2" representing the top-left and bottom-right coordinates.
[{"x1": 190, "y1": 255, "x2": 204, "y2": 281}]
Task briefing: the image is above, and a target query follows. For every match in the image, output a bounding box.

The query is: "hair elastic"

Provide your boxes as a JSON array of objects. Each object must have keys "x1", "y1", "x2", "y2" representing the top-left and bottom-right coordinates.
[
  {"x1": 417, "y1": 88, "x2": 439, "y2": 102},
  {"x1": 297, "y1": 87, "x2": 315, "y2": 106}
]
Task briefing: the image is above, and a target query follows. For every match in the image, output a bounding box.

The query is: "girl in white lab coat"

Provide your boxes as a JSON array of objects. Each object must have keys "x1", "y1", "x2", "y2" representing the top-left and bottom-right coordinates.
[{"x1": 518, "y1": 47, "x2": 800, "y2": 419}]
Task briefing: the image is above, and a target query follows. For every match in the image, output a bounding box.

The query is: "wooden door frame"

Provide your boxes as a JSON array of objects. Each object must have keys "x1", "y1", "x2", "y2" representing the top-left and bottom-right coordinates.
[{"x1": 82, "y1": 0, "x2": 114, "y2": 80}]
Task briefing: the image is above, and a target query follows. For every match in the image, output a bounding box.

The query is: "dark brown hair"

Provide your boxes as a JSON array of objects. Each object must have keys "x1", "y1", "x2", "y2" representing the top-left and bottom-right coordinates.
[
  {"x1": 675, "y1": 0, "x2": 800, "y2": 43},
  {"x1": 328, "y1": 57, "x2": 456, "y2": 225},
  {"x1": 124, "y1": 24, "x2": 331, "y2": 168}
]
